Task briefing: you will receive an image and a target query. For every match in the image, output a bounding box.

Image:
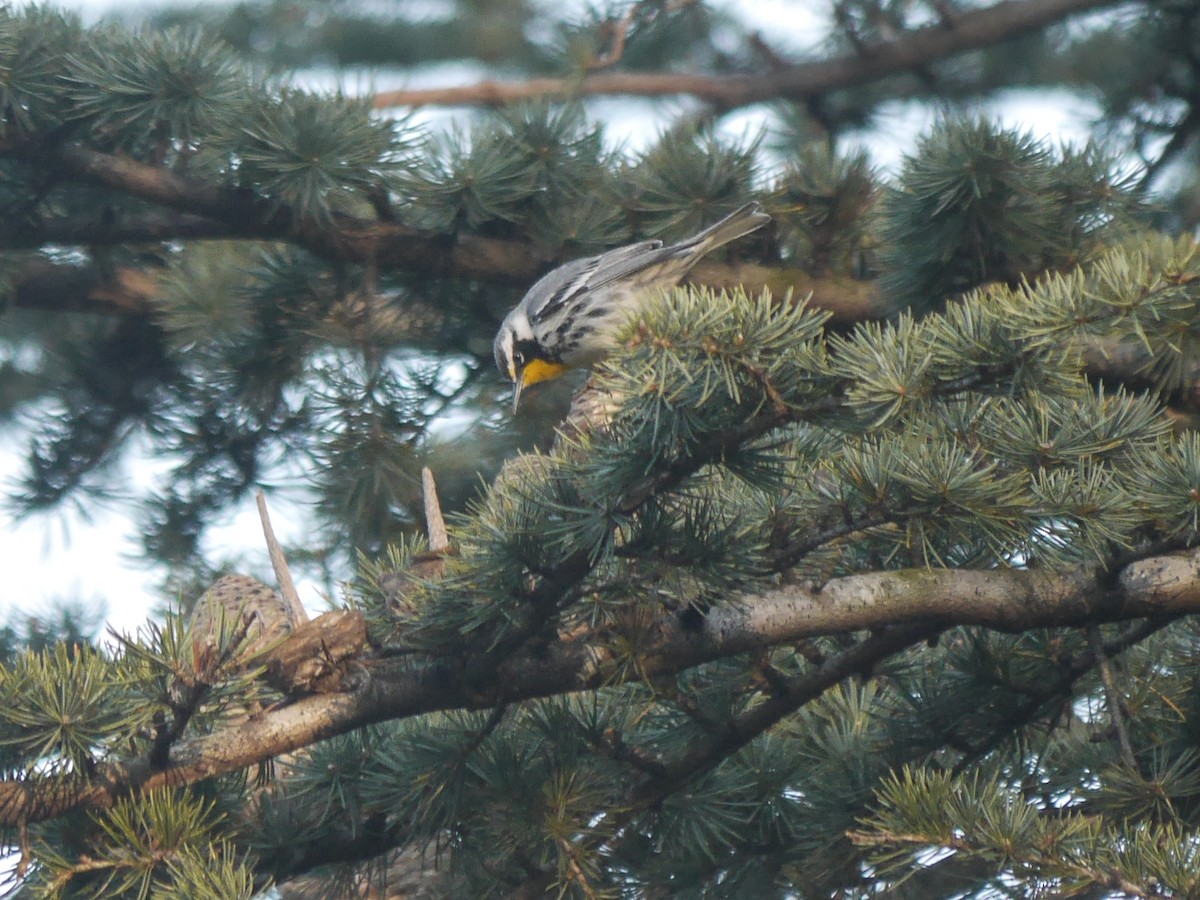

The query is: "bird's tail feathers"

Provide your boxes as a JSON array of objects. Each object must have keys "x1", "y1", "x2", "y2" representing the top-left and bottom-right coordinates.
[{"x1": 675, "y1": 202, "x2": 771, "y2": 258}]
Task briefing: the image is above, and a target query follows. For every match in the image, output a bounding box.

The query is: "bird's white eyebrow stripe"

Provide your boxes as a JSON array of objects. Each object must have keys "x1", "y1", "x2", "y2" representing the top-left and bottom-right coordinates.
[{"x1": 503, "y1": 330, "x2": 516, "y2": 378}]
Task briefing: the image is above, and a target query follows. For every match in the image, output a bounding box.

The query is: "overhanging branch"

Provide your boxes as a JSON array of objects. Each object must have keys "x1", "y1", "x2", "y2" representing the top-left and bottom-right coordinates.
[
  {"x1": 372, "y1": 0, "x2": 1126, "y2": 111},
  {"x1": 10, "y1": 259, "x2": 160, "y2": 315},
  {"x1": 27, "y1": 142, "x2": 546, "y2": 282},
  {"x1": 0, "y1": 210, "x2": 234, "y2": 250},
  {"x1": 5, "y1": 137, "x2": 1198, "y2": 409},
  {"x1": 2, "y1": 545, "x2": 1198, "y2": 828},
  {"x1": 4, "y1": 143, "x2": 890, "y2": 320}
]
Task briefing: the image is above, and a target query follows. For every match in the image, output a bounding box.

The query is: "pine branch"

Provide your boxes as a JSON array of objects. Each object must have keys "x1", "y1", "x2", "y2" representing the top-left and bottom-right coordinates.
[
  {"x1": 0, "y1": 142, "x2": 890, "y2": 321},
  {"x1": 1, "y1": 139, "x2": 545, "y2": 279},
  {"x1": 949, "y1": 615, "x2": 1179, "y2": 773},
  {"x1": 629, "y1": 622, "x2": 943, "y2": 809},
  {"x1": 6, "y1": 544, "x2": 1200, "y2": 829},
  {"x1": 970, "y1": 628, "x2": 1169, "y2": 770},
  {"x1": 460, "y1": 387, "x2": 843, "y2": 679},
  {"x1": 585, "y1": 0, "x2": 701, "y2": 71},
  {"x1": 1086, "y1": 623, "x2": 1137, "y2": 768},
  {"x1": 0, "y1": 210, "x2": 234, "y2": 248},
  {"x1": 9, "y1": 258, "x2": 160, "y2": 315},
  {"x1": 848, "y1": 827, "x2": 1161, "y2": 899},
  {"x1": 501, "y1": 623, "x2": 943, "y2": 895},
  {"x1": 372, "y1": 0, "x2": 1125, "y2": 112}
]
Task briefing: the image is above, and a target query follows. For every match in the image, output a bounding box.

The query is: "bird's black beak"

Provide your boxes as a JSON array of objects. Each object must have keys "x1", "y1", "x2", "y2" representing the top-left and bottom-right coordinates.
[{"x1": 511, "y1": 376, "x2": 524, "y2": 413}]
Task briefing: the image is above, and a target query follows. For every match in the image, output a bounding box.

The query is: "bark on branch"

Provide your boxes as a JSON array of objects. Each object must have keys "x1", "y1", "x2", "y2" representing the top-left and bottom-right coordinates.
[
  {"x1": 6, "y1": 139, "x2": 1198, "y2": 406},
  {"x1": 10, "y1": 143, "x2": 883, "y2": 315},
  {"x1": 22, "y1": 142, "x2": 546, "y2": 282},
  {"x1": 10, "y1": 259, "x2": 161, "y2": 315},
  {"x1": 3, "y1": 545, "x2": 1198, "y2": 828},
  {"x1": 373, "y1": 0, "x2": 1124, "y2": 111},
  {"x1": 1, "y1": 141, "x2": 888, "y2": 323}
]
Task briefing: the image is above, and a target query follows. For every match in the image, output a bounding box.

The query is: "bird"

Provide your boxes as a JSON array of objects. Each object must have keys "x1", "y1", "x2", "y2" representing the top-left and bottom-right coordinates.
[{"x1": 493, "y1": 202, "x2": 771, "y2": 411}]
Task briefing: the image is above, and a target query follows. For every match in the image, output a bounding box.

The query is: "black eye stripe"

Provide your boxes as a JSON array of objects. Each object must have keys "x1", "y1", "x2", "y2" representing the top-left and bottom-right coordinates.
[{"x1": 513, "y1": 338, "x2": 558, "y2": 365}]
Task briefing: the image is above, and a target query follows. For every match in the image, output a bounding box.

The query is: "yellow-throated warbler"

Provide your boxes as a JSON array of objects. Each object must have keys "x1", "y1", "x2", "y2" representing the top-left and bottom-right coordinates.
[{"x1": 494, "y1": 202, "x2": 770, "y2": 411}]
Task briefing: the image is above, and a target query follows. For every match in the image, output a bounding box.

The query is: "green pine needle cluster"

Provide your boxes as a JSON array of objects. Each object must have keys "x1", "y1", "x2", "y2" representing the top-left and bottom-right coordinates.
[
  {"x1": 403, "y1": 104, "x2": 616, "y2": 241},
  {"x1": 858, "y1": 766, "x2": 1200, "y2": 897},
  {"x1": 0, "y1": 643, "x2": 130, "y2": 771},
  {"x1": 0, "y1": 609, "x2": 290, "y2": 897},
  {"x1": 0, "y1": 6, "x2": 81, "y2": 134},
  {"x1": 32, "y1": 791, "x2": 255, "y2": 899},
  {"x1": 66, "y1": 26, "x2": 245, "y2": 154},
  {"x1": 234, "y1": 90, "x2": 408, "y2": 225},
  {"x1": 880, "y1": 120, "x2": 1142, "y2": 310},
  {"x1": 771, "y1": 142, "x2": 876, "y2": 275},
  {"x1": 626, "y1": 129, "x2": 761, "y2": 237}
]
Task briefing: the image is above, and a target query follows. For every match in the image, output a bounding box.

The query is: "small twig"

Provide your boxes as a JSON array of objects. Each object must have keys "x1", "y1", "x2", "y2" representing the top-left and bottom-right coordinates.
[
  {"x1": 588, "y1": 4, "x2": 638, "y2": 70},
  {"x1": 564, "y1": 622, "x2": 945, "y2": 872},
  {"x1": 749, "y1": 648, "x2": 790, "y2": 695},
  {"x1": 421, "y1": 467, "x2": 449, "y2": 552},
  {"x1": 588, "y1": 0, "x2": 699, "y2": 71},
  {"x1": 1087, "y1": 623, "x2": 1137, "y2": 769},
  {"x1": 557, "y1": 836, "x2": 600, "y2": 899},
  {"x1": 16, "y1": 818, "x2": 30, "y2": 877},
  {"x1": 952, "y1": 616, "x2": 1177, "y2": 775},
  {"x1": 770, "y1": 512, "x2": 894, "y2": 571},
  {"x1": 595, "y1": 727, "x2": 670, "y2": 778},
  {"x1": 1138, "y1": 104, "x2": 1200, "y2": 191},
  {"x1": 414, "y1": 706, "x2": 508, "y2": 824},
  {"x1": 256, "y1": 491, "x2": 307, "y2": 626},
  {"x1": 464, "y1": 705, "x2": 508, "y2": 759},
  {"x1": 834, "y1": 1, "x2": 871, "y2": 55},
  {"x1": 846, "y1": 829, "x2": 1154, "y2": 898},
  {"x1": 661, "y1": 682, "x2": 725, "y2": 735},
  {"x1": 748, "y1": 31, "x2": 790, "y2": 70},
  {"x1": 147, "y1": 604, "x2": 261, "y2": 768}
]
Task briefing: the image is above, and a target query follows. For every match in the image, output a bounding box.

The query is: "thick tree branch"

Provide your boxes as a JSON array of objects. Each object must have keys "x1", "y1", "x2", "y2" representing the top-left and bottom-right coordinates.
[
  {"x1": 281, "y1": 612, "x2": 1179, "y2": 887},
  {"x1": 4, "y1": 141, "x2": 548, "y2": 282},
  {"x1": 6, "y1": 143, "x2": 1198, "y2": 411},
  {"x1": 372, "y1": 0, "x2": 1125, "y2": 111},
  {"x1": 10, "y1": 258, "x2": 160, "y2": 315},
  {"x1": 4, "y1": 545, "x2": 1200, "y2": 828},
  {"x1": 0, "y1": 210, "x2": 234, "y2": 249},
  {"x1": 5, "y1": 143, "x2": 887, "y2": 318}
]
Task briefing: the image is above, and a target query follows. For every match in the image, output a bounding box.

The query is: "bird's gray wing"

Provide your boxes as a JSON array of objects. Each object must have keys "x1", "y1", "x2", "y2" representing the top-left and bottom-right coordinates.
[{"x1": 528, "y1": 241, "x2": 664, "y2": 325}]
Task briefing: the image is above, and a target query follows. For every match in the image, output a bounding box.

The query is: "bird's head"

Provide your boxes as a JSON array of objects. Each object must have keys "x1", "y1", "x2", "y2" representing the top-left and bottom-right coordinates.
[{"x1": 493, "y1": 312, "x2": 568, "y2": 412}]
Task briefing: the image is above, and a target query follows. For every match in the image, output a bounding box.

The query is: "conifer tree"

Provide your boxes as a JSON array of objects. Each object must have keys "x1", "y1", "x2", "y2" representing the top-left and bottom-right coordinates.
[{"x1": 6, "y1": 1, "x2": 1200, "y2": 897}]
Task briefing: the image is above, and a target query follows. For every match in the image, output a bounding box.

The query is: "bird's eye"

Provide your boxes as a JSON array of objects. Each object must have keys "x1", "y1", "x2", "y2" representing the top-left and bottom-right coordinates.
[{"x1": 513, "y1": 349, "x2": 525, "y2": 367}]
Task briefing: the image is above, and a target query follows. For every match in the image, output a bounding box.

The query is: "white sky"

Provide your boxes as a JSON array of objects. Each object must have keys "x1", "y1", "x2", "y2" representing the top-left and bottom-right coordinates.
[{"x1": 2, "y1": 0, "x2": 1102, "y2": 638}]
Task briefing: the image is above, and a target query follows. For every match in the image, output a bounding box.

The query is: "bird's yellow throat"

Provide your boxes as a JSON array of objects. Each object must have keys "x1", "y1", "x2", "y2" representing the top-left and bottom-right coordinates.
[
  {"x1": 511, "y1": 358, "x2": 569, "y2": 412},
  {"x1": 519, "y1": 358, "x2": 569, "y2": 389}
]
